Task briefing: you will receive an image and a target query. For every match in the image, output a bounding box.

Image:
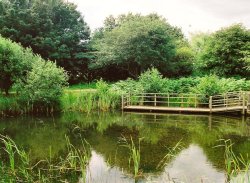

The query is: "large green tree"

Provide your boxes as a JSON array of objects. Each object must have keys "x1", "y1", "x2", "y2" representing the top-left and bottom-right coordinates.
[
  {"x1": 91, "y1": 13, "x2": 193, "y2": 79},
  {"x1": 0, "y1": 0, "x2": 91, "y2": 83},
  {"x1": 192, "y1": 24, "x2": 250, "y2": 78}
]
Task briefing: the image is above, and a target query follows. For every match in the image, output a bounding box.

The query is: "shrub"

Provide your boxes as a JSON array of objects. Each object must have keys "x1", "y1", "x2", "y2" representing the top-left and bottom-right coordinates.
[
  {"x1": 111, "y1": 79, "x2": 144, "y2": 95},
  {"x1": 0, "y1": 36, "x2": 36, "y2": 94},
  {"x1": 16, "y1": 59, "x2": 68, "y2": 110},
  {"x1": 138, "y1": 68, "x2": 167, "y2": 93},
  {"x1": 192, "y1": 75, "x2": 224, "y2": 97}
]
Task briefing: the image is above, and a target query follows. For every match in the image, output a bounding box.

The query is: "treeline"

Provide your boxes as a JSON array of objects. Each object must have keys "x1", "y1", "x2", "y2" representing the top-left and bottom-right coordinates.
[{"x1": 0, "y1": 0, "x2": 250, "y2": 84}]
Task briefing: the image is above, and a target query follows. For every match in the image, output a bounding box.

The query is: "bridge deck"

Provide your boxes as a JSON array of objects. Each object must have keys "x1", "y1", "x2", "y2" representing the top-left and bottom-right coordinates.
[{"x1": 123, "y1": 105, "x2": 247, "y2": 113}]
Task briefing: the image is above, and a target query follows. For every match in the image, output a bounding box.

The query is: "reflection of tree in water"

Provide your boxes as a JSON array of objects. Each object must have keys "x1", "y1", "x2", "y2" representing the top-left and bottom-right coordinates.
[{"x1": 0, "y1": 112, "x2": 250, "y2": 177}]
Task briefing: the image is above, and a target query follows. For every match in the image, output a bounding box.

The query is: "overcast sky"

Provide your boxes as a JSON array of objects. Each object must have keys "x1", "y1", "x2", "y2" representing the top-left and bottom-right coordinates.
[{"x1": 69, "y1": 0, "x2": 250, "y2": 37}]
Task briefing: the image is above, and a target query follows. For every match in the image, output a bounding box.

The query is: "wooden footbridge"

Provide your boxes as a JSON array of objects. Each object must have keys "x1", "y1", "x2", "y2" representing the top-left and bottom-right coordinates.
[{"x1": 121, "y1": 91, "x2": 250, "y2": 115}]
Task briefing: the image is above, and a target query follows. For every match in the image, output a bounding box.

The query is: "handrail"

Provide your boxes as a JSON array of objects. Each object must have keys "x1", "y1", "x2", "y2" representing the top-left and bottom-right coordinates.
[{"x1": 122, "y1": 91, "x2": 249, "y2": 114}]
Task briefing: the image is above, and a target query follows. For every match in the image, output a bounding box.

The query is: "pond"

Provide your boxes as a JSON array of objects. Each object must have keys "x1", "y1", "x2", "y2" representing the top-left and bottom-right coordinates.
[{"x1": 0, "y1": 112, "x2": 250, "y2": 183}]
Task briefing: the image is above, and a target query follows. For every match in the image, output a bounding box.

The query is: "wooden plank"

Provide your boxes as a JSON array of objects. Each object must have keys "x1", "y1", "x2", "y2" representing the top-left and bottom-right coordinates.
[
  {"x1": 124, "y1": 106, "x2": 211, "y2": 112},
  {"x1": 123, "y1": 105, "x2": 247, "y2": 113}
]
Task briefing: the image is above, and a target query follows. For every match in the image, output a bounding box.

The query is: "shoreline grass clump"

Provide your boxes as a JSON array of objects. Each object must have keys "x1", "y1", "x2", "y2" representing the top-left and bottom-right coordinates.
[
  {"x1": 215, "y1": 139, "x2": 250, "y2": 182},
  {"x1": 0, "y1": 134, "x2": 91, "y2": 182},
  {"x1": 119, "y1": 136, "x2": 143, "y2": 179},
  {"x1": 61, "y1": 79, "x2": 120, "y2": 113}
]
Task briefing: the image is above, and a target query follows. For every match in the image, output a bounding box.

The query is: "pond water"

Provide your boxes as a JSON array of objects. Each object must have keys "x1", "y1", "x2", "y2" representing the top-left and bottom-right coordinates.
[{"x1": 0, "y1": 112, "x2": 250, "y2": 183}]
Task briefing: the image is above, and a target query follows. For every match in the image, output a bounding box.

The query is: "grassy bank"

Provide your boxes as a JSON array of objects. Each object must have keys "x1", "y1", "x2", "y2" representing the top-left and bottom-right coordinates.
[
  {"x1": 1, "y1": 69, "x2": 250, "y2": 117},
  {"x1": 0, "y1": 80, "x2": 120, "y2": 117}
]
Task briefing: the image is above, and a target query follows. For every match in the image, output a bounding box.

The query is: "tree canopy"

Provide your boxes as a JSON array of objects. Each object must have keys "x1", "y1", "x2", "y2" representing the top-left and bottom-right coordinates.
[
  {"x1": 91, "y1": 13, "x2": 193, "y2": 79},
  {"x1": 191, "y1": 24, "x2": 250, "y2": 78},
  {"x1": 0, "y1": 0, "x2": 91, "y2": 83}
]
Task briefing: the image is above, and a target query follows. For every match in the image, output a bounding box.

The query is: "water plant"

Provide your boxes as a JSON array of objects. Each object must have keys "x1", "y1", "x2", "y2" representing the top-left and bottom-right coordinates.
[
  {"x1": 119, "y1": 136, "x2": 143, "y2": 178},
  {"x1": 0, "y1": 134, "x2": 92, "y2": 182},
  {"x1": 215, "y1": 139, "x2": 250, "y2": 182},
  {"x1": 157, "y1": 139, "x2": 184, "y2": 169}
]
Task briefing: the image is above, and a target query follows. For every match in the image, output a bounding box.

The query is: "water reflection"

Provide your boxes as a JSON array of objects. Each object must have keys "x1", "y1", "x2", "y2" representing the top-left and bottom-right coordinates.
[{"x1": 0, "y1": 112, "x2": 250, "y2": 182}]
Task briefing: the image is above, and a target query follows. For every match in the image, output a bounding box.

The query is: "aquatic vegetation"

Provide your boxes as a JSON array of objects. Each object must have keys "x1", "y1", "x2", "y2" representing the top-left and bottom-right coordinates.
[
  {"x1": 120, "y1": 136, "x2": 143, "y2": 178},
  {"x1": 157, "y1": 139, "x2": 184, "y2": 169},
  {"x1": 0, "y1": 134, "x2": 91, "y2": 182},
  {"x1": 215, "y1": 139, "x2": 250, "y2": 182}
]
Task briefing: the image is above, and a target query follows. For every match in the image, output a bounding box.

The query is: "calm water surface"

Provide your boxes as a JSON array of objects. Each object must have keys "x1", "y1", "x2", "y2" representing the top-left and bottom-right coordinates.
[{"x1": 0, "y1": 112, "x2": 250, "y2": 183}]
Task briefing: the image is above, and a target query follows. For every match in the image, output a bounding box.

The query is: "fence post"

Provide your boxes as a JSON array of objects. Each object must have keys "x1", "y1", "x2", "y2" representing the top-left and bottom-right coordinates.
[
  {"x1": 181, "y1": 94, "x2": 183, "y2": 107},
  {"x1": 242, "y1": 92, "x2": 245, "y2": 115},
  {"x1": 154, "y1": 94, "x2": 157, "y2": 106},
  {"x1": 194, "y1": 94, "x2": 197, "y2": 108},
  {"x1": 224, "y1": 94, "x2": 226, "y2": 108},
  {"x1": 209, "y1": 96, "x2": 212, "y2": 113},
  {"x1": 121, "y1": 94, "x2": 124, "y2": 110},
  {"x1": 128, "y1": 93, "x2": 130, "y2": 106},
  {"x1": 167, "y1": 94, "x2": 169, "y2": 107}
]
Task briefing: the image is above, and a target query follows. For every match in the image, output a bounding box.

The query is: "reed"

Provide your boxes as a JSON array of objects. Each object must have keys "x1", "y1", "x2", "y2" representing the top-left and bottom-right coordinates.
[
  {"x1": 120, "y1": 136, "x2": 142, "y2": 178},
  {"x1": 157, "y1": 139, "x2": 184, "y2": 169},
  {"x1": 0, "y1": 134, "x2": 92, "y2": 182},
  {"x1": 61, "y1": 88, "x2": 120, "y2": 113},
  {"x1": 215, "y1": 139, "x2": 250, "y2": 182}
]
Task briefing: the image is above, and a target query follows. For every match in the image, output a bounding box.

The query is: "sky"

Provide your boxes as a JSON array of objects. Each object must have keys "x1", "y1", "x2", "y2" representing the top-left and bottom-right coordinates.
[{"x1": 69, "y1": 0, "x2": 250, "y2": 37}]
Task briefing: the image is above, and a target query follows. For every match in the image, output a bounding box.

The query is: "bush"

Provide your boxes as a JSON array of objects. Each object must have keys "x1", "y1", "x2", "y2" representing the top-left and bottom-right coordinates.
[
  {"x1": 16, "y1": 59, "x2": 68, "y2": 109},
  {"x1": 112, "y1": 68, "x2": 200, "y2": 94},
  {"x1": 111, "y1": 79, "x2": 144, "y2": 95},
  {"x1": 138, "y1": 68, "x2": 167, "y2": 93},
  {"x1": 192, "y1": 75, "x2": 223, "y2": 97},
  {"x1": 0, "y1": 36, "x2": 36, "y2": 94}
]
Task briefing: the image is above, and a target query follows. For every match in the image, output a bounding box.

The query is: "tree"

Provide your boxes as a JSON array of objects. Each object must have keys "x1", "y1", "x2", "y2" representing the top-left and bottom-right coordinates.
[
  {"x1": 0, "y1": 0, "x2": 91, "y2": 83},
  {"x1": 195, "y1": 24, "x2": 250, "y2": 78},
  {"x1": 0, "y1": 36, "x2": 35, "y2": 94},
  {"x1": 190, "y1": 32, "x2": 211, "y2": 76},
  {"x1": 91, "y1": 13, "x2": 193, "y2": 79}
]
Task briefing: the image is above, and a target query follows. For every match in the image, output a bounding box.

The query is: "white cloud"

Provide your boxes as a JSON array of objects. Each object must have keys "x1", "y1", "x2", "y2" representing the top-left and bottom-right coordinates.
[{"x1": 69, "y1": 0, "x2": 250, "y2": 37}]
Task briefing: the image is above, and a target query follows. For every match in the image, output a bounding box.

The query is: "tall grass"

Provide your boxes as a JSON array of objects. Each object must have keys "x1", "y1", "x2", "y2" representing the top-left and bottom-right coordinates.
[
  {"x1": 119, "y1": 136, "x2": 143, "y2": 178},
  {"x1": 157, "y1": 140, "x2": 184, "y2": 169},
  {"x1": 0, "y1": 134, "x2": 91, "y2": 182},
  {"x1": 61, "y1": 80, "x2": 120, "y2": 113},
  {"x1": 215, "y1": 139, "x2": 250, "y2": 182}
]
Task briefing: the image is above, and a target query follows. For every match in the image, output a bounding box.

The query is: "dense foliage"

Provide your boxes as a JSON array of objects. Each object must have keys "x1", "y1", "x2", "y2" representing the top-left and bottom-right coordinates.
[
  {"x1": 191, "y1": 24, "x2": 250, "y2": 78},
  {"x1": 1, "y1": 1, "x2": 249, "y2": 83},
  {"x1": 0, "y1": 0, "x2": 91, "y2": 83},
  {"x1": 112, "y1": 68, "x2": 250, "y2": 96},
  {"x1": 15, "y1": 60, "x2": 68, "y2": 108},
  {"x1": 0, "y1": 36, "x2": 36, "y2": 94},
  {"x1": 0, "y1": 36, "x2": 68, "y2": 110},
  {"x1": 91, "y1": 13, "x2": 193, "y2": 80}
]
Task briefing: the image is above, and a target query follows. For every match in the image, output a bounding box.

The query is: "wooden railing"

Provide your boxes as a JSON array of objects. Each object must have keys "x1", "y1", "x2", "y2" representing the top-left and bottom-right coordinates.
[
  {"x1": 122, "y1": 91, "x2": 250, "y2": 114},
  {"x1": 122, "y1": 93, "x2": 208, "y2": 108}
]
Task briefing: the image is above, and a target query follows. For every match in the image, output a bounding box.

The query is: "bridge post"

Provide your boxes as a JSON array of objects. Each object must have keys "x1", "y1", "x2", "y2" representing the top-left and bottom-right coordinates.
[
  {"x1": 242, "y1": 92, "x2": 245, "y2": 115},
  {"x1": 209, "y1": 96, "x2": 212, "y2": 113},
  {"x1": 154, "y1": 94, "x2": 157, "y2": 106},
  {"x1": 167, "y1": 94, "x2": 169, "y2": 107},
  {"x1": 121, "y1": 94, "x2": 124, "y2": 110},
  {"x1": 195, "y1": 94, "x2": 197, "y2": 108}
]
